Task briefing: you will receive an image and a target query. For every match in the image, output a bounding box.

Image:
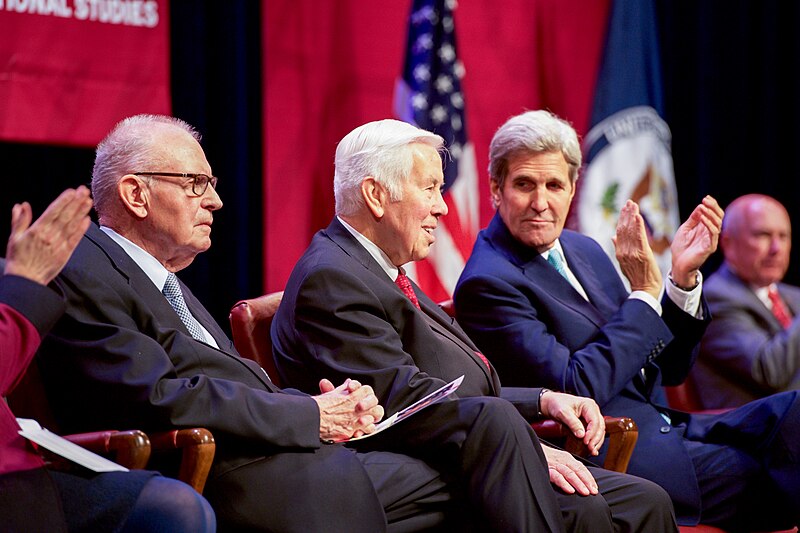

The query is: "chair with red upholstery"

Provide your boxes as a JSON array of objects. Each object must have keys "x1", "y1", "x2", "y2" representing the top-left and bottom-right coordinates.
[
  {"x1": 230, "y1": 291, "x2": 285, "y2": 387},
  {"x1": 230, "y1": 293, "x2": 639, "y2": 473}
]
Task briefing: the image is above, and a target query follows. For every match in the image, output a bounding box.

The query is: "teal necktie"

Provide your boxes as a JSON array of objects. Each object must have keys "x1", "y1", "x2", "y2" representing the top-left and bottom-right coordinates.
[{"x1": 547, "y1": 248, "x2": 570, "y2": 282}]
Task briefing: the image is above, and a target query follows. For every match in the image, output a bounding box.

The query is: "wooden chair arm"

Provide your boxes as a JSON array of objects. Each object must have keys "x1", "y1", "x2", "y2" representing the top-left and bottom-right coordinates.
[
  {"x1": 63, "y1": 429, "x2": 151, "y2": 470},
  {"x1": 532, "y1": 416, "x2": 638, "y2": 473},
  {"x1": 149, "y1": 428, "x2": 215, "y2": 494}
]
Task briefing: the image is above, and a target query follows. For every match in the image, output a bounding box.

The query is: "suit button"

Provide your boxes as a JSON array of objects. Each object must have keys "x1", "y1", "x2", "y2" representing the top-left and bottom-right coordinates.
[{"x1": 660, "y1": 426, "x2": 671, "y2": 434}]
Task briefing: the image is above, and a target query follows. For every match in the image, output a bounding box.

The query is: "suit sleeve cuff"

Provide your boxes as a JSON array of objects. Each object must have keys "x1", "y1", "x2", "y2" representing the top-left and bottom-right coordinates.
[
  {"x1": 0, "y1": 275, "x2": 65, "y2": 337},
  {"x1": 629, "y1": 290, "x2": 663, "y2": 316}
]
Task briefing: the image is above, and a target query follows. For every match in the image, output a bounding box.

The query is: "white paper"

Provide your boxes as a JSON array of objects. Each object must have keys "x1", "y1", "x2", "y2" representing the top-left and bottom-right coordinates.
[
  {"x1": 349, "y1": 375, "x2": 464, "y2": 441},
  {"x1": 17, "y1": 418, "x2": 129, "y2": 472}
]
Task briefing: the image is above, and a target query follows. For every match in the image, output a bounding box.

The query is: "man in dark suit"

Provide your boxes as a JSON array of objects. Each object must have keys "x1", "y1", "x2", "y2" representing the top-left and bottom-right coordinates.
[
  {"x1": 454, "y1": 109, "x2": 800, "y2": 530},
  {"x1": 36, "y1": 114, "x2": 461, "y2": 532},
  {"x1": 272, "y1": 118, "x2": 677, "y2": 532},
  {"x1": 1, "y1": 187, "x2": 215, "y2": 532},
  {"x1": 695, "y1": 194, "x2": 800, "y2": 408}
]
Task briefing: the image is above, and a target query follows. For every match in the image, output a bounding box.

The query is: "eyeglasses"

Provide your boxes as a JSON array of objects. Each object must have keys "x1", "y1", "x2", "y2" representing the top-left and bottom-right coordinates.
[{"x1": 134, "y1": 172, "x2": 218, "y2": 196}]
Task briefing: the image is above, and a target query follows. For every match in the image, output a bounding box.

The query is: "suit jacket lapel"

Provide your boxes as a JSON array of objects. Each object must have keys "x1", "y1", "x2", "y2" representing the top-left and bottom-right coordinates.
[
  {"x1": 717, "y1": 263, "x2": 783, "y2": 329},
  {"x1": 86, "y1": 225, "x2": 243, "y2": 357},
  {"x1": 485, "y1": 215, "x2": 609, "y2": 328},
  {"x1": 417, "y1": 294, "x2": 500, "y2": 394},
  {"x1": 560, "y1": 237, "x2": 620, "y2": 319},
  {"x1": 327, "y1": 219, "x2": 499, "y2": 394},
  {"x1": 779, "y1": 282, "x2": 800, "y2": 318},
  {"x1": 326, "y1": 219, "x2": 399, "y2": 282},
  {"x1": 181, "y1": 281, "x2": 238, "y2": 352}
]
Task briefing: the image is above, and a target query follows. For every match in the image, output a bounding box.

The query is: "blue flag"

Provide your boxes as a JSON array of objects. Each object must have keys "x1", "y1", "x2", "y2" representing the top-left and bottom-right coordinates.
[{"x1": 578, "y1": 0, "x2": 679, "y2": 279}]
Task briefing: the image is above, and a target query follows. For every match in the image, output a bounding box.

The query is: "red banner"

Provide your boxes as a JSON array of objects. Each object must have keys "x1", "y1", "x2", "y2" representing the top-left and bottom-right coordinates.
[
  {"x1": 262, "y1": 0, "x2": 610, "y2": 292},
  {"x1": 0, "y1": 0, "x2": 170, "y2": 146}
]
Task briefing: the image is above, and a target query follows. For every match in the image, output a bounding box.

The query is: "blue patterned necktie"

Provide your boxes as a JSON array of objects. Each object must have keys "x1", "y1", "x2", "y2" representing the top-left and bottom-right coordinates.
[
  {"x1": 162, "y1": 272, "x2": 205, "y2": 341},
  {"x1": 546, "y1": 248, "x2": 570, "y2": 282}
]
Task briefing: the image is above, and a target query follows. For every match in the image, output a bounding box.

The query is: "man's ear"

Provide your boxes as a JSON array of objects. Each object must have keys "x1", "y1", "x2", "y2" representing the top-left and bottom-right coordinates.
[
  {"x1": 361, "y1": 177, "x2": 387, "y2": 219},
  {"x1": 489, "y1": 179, "x2": 502, "y2": 207},
  {"x1": 118, "y1": 174, "x2": 149, "y2": 219}
]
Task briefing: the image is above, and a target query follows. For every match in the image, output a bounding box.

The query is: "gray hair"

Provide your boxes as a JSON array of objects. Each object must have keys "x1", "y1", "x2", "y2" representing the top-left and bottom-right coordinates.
[
  {"x1": 92, "y1": 114, "x2": 200, "y2": 219},
  {"x1": 334, "y1": 119, "x2": 444, "y2": 216},
  {"x1": 488, "y1": 110, "x2": 581, "y2": 193}
]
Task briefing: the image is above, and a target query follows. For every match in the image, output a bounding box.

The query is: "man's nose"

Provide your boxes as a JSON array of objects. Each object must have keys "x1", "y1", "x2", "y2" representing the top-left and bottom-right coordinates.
[
  {"x1": 530, "y1": 189, "x2": 548, "y2": 211},
  {"x1": 204, "y1": 185, "x2": 223, "y2": 210},
  {"x1": 433, "y1": 188, "x2": 448, "y2": 216}
]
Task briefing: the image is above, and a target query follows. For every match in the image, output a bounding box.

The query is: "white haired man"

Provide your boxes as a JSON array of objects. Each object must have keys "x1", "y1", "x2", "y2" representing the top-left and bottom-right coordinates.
[
  {"x1": 273, "y1": 118, "x2": 678, "y2": 532},
  {"x1": 36, "y1": 114, "x2": 464, "y2": 532}
]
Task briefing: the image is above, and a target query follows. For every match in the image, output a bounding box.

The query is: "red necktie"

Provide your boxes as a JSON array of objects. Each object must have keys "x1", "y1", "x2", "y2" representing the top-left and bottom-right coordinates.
[
  {"x1": 395, "y1": 270, "x2": 421, "y2": 309},
  {"x1": 768, "y1": 286, "x2": 793, "y2": 329},
  {"x1": 475, "y1": 351, "x2": 491, "y2": 372},
  {"x1": 395, "y1": 271, "x2": 490, "y2": 373}
]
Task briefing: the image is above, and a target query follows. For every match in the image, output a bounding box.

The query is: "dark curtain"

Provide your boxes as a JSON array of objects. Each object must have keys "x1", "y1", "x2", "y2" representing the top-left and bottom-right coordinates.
[
  {"x1": 658, "y1": 0, "x2": 800, "y2": 284},
  {"x1": 170, "y1": 0, "x2": 263, "y2": 328}
]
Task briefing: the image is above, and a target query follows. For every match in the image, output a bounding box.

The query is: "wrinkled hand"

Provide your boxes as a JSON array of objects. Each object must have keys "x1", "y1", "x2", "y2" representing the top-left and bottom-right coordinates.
[
  {"x1": 613, "y1": 200, "x2": 662, "y2": 298},
  {"x1": 542, "y1": 445, "x2": 598, "y2": 496},
  {"x1": 670, "y1": 195, "x2": 723, "y2": 288},
  {"x1": 314, "y1": 378, "x2": 385, "y2": 442},
  {"x1": 540, "y1": 391, "x2": 605, "y2": 455},
  {"x1": 4, "y1": 186, "x2": 92, "y2": 285}
]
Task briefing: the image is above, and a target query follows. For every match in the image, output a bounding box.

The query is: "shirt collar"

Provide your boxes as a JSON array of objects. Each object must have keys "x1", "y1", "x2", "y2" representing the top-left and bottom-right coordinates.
[
  {"x1": 337, "y1": 216, "x2": 400, "y2": 281},
  {"x1": 753, "y1": 283, "x2": 776, "y2": 308},
  {"x1": 540, "y1": 239, "x2": 566, "y2": 263},
  {"x1": 100, "y1": 226, "x2": 170, "y2": 291}
]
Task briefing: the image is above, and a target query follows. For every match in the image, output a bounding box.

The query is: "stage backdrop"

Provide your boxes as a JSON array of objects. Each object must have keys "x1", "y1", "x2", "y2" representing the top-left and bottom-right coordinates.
[
  {"x1": 0, "y1": 0, "x2": 170, "y2": 146},
  {"x1": 262, "y1": 0, "x2": 611, "y2": 293}
]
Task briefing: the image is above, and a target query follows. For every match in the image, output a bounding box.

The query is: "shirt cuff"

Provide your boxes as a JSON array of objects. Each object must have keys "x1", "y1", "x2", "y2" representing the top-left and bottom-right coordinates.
[
  {"x1": 629, "y1": 290, "x2": 663, "y2": 316},
  {"x1": 665, "y1": 270, "x2": 704, "y2": 318}
]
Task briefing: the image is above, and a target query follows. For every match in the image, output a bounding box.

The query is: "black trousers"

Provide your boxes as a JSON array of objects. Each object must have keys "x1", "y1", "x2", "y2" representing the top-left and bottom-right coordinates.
[{"x1": 204, "y1": 396, "x2": 677, "y2": 532}]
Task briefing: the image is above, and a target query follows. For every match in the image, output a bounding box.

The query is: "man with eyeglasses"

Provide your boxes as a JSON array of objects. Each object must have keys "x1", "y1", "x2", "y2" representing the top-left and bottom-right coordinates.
[{"x1": 35, "y1": 114, "x2": 460, "y2": 532}]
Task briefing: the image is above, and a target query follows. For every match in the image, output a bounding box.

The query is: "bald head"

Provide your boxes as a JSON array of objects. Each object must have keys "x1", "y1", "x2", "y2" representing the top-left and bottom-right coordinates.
[{"x1": 722, "y1": 194, "x2": 791, "y2": 287}]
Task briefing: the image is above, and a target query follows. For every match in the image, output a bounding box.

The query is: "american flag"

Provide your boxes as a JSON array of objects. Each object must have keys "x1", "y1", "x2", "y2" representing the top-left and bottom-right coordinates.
[{"x1": 394, "y1": 0, "x2": 479, "y2": 302}]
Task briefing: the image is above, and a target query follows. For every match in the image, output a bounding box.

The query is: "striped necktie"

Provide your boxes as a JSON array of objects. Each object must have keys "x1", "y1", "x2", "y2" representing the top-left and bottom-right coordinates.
[{"x1": 163, "y1": 272, "x2": 206, "y2": 341}]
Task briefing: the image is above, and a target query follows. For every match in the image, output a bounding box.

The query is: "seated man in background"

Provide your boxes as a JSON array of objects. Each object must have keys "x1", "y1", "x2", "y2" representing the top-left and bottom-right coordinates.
[
  {"x1": 695, "y1": 194, "x2": 800, "y2": 408},
  {"x1": 1, "y1": 187, "x2": 215, "y2": 532},
  {"x1": 453, "y1": 109, "x2": 800, "y2": 530},
  {"x1": 36, "y1": 114, "x2": 457, "y2": 532},
  {"x1": 272, "y1": 118, "x2": 677, "y2": 532}
]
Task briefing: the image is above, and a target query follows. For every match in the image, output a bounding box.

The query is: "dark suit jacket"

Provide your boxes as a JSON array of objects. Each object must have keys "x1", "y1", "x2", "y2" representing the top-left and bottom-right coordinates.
[
  {"x1": 272, "y1": 217, "x2": 543, "y2": 421},
  {"x1": 695, "y1": 262, "x2": 800, "y2": 408},
  {"x1": 38, "y1": 224, "x2": 323, "y2": 476},
  {"x1": 454, "y1": 213, "x2": 712, "y2": 521}
]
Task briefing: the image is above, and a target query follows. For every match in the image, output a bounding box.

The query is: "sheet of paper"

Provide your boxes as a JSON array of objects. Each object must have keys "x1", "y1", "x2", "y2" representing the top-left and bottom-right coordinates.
[
  {"x1": 349, "y1": 375, "x2": 464, "y2": 441},
  {"x1": 17, "y1": 418, "x2": 129, "y2": 473}
]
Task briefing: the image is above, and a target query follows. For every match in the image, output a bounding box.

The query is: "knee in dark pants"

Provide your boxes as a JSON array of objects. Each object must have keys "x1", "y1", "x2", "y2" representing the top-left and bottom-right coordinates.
[
  {"x1": 590, "y1": 467, "x2": 677, "y2": 533},
  {"x1": 121, "y1": 476, "x2": 216, "y2": 533},
  {"x1": 462, "y1": 396, "x2": 539, "y2": 442},
  {"x1": 558, "y1": 492, "x2": 613, "y2": 533},
  {"x1": 632, "y1": 479, "x2": 676, "y2": 531}
]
